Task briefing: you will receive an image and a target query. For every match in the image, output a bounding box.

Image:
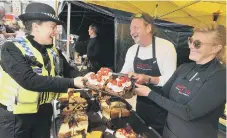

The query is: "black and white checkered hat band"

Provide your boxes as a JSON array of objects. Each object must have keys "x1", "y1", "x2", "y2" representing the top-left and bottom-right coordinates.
[
  {"x1": 24, "y1": 12, "x2": 59, "y2": 20},
  {"x1": 40, "y1": 12, "x2": 59, "y2": 20}
]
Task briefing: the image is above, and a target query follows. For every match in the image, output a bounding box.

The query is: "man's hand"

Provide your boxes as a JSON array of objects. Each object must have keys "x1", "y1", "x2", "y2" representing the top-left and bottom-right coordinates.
[
  {"x1": 128, "y1": 72, "x2": 137, "y2": 78},
  {"x1": 133, "y1": 74, "x2": 150, "y2": 84},
  {"x1": 134, "y1": 83, "x2": 151, "y2": 96}
]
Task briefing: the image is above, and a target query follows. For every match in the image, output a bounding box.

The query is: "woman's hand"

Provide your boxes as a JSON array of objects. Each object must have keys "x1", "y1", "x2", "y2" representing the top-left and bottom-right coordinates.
[{"x1": 134, "y1": 83, "x2": 151, "y2": 96}]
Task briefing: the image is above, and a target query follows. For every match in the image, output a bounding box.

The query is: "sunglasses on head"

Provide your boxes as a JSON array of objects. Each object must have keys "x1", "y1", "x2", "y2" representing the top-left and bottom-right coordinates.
[
  {"x1": 133, "y1": 13, "x2": 154, "y2": 24},
  {"x1": 134, "y1": 13, "x2": 143, "y2": 18}
]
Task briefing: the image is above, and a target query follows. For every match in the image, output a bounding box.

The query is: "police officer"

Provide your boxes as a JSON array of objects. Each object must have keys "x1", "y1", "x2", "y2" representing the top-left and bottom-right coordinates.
[{"x1": 0, "y1": 3, "x2": 84, "y2": 138}]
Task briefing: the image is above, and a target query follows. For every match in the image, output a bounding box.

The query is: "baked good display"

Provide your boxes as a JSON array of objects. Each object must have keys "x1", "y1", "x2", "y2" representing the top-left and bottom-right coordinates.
[
  {"x1": 62, "y1": 104, "x2": 77, "y2": 116},
  {"x1": 69, "y1": 96, "x2": 87, "y2": 104},
  {"x1": 58, "y1": 93, "x2": 90, "y2": 138},
  {"x1": 84, "y1": 68, "x2": 135, "y2": 99},
  {"x1": 110, "y1": 108, "x2": 121, "y2": 119},
  {"x1": 115, "y1": 124, "x2": 137, "y2": 138},
  {"x1": 100, "y1": 99, "x2": 130, "y2": 119},
  {"x1": 58, "y1": 93, "x2": 81, "y2": 103},
  {"x1": 102, "y1": 108, "x2": 111, "y2": 120},
  {"x1": 110, "y1": 101, "x2": 127, "y2": 109},
  {"x1": 121, "y1": 108, "x2": 130, "y2": 118},
  {"x1": 56, "y1": 81, "x2": 141, "y2": 138},
  {"x1": 61, "y1": 96, "x2": 88, "y2": 116},
  {"x1": 85, "y1": 67, "x2": 112, "y2": 90},
  {"x1": 58, "y1": 112, "x2": 89, "y2": 138},
  {"x1": 58, "y1": 123, "x2": 71, "y2": 138}
]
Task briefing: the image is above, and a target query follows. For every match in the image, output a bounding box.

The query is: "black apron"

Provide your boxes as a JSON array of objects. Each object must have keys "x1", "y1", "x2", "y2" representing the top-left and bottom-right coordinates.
[
  {"x1": 134, "y1": 36, "x2": 167, "y2": 134},
  {"x1": 163, "y1": 60, "x2": 223, "y2": 138}
]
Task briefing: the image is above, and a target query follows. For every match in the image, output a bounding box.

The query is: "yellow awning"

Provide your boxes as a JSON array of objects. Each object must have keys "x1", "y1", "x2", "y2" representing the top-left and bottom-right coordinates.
[{"x1": 85, "y1": 0, "x2": 226, "y2": 27}]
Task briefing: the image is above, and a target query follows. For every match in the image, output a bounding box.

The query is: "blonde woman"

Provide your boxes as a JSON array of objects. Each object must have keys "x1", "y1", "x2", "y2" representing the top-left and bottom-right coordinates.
[{"x1": 134, "y1": 23, "x2": 226, "y2": 138}]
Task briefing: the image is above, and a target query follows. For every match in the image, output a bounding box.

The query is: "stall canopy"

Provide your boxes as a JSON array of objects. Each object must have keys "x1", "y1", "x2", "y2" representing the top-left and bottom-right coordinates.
[
  {"x1": 59, "y1": 1, "x2": 215, "y2": 72},
  {"x1": 86, "y1": 1, "x2": 226, "y2": 27}
]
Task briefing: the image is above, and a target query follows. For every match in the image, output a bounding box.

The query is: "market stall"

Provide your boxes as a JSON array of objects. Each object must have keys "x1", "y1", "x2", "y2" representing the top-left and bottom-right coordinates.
[{"x1": 57, "y1": 1, "x2": 194, "y2": 72}]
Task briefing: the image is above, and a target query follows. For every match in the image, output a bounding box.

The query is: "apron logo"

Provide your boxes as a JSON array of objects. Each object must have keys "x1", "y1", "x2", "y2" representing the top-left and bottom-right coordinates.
[
  {"x1": 176, "y1": 84, "x2": 191, "y2": 96},
  {"x1": 153, "y1": 61, "x2": 156, "y2": 64},
  {"x1": 136, "y1": 63, "x2": 152, "y2": 70},
  {"x1": 195, "y1": 78, "x2": 200, "y2": 81}
]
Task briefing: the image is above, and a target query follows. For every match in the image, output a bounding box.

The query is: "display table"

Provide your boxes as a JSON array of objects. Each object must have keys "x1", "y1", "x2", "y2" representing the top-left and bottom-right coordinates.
[{"x1": 52, "y1": 91, "x2": 163, "y2": 138}]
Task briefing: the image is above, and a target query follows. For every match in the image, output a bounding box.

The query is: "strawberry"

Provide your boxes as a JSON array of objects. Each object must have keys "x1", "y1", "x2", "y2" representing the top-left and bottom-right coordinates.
[
  {"x1": 118, "y1": 82, "x2": 122, "y2": 87},
  {"x1": 97, "y1": 77, "x2": 102, "y2": 82},
  {"x1": 119, "y1": 77, "x2": 126, "y2": 83},
  {"x1": 124, "y1": 76, "x2": 130, "y2": 82},
  {"x1": 111, "y1": 80, "x2": 117, "y2": 85}
]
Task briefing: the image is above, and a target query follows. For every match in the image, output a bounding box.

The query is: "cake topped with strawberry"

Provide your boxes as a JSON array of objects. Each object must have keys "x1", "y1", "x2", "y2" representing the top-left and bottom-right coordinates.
[
  {"x1": 84, "y1": 68, "x2": 135, "y2": 98},
  {"x1": 106, "y1": 76, "x2": 131, "y2": 93},
  {"x1": 116, "y1": 76, "x2": 131, "y2": 88},
  {"x1": 115, "y1": 123, "x2": 137, "y2": 138},
  {"x1": 97, "y1": 67, "x2": 113, "y2": 81},
  {"x1": 87, "y1": 73, "x2": 105, "y2": 87}
]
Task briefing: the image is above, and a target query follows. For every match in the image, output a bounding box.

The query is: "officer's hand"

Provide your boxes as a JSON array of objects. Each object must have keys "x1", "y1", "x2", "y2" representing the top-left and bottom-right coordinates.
[
  {"x1": 74, "y1": 77, "x2": 84, "y2": 88},
  {"x1": 83, "y1": 72, "x2": 95, "y2": 80},
  {"x1": 134, "y1": 83, "x2": 151, "y2": 96},
  {"x1": 67, "y1": 88, "x2": 74, "y2": 97},
  {"x1": 133, "y1": 74, "x2": 149, "y2": 84}
]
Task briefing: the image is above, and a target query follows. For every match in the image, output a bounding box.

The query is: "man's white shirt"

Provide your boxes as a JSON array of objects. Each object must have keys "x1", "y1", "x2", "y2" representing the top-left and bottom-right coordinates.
[{"x1": 121, "y1": 37, "x2": 177, "y2": 86}]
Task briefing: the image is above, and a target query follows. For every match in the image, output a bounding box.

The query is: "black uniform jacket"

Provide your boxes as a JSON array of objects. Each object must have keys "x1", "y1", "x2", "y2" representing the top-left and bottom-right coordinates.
[{"x1": 0, "y1": 35, "x2": 80, "y2": 93}]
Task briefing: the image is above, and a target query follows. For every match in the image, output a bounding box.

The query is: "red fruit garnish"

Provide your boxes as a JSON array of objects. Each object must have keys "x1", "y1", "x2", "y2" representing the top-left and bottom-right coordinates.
[
  {"x1": 118, "y1": 82, "x2": 122, "y2": 87},
  {"x1": 119, "y1": 77, "x2": 126, "y2": 83},
  {"x1": 111, "y1": 80, "x2": 117, "y2": 85},
  {"x1": 109, "y1": 79, "x2": 113, "y2": 82},
  {"x1": 97, "y1": 77, "x2": 102, "y2": 82},
  {"x1": 121, "y1": 129, "x2": 126, "y2": 134},
  {"x1": 124, "y1": 76, "x2": 130, "y2": 81},
  {"x1": 103, "y1": 71, "x2": 109, "y2": 76},
  {"x1": 97, "y1": 75, "x2": 102, "y2": 82},
  {"x1": 97, "y1": 72, "x2": 102, "y2": 77}
]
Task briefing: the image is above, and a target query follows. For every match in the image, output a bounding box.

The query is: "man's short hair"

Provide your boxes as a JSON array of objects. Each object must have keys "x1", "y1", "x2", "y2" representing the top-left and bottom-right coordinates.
[
  {"x1": 89, "y1": 24, "x2": 99, "y2": 34},
  {"x1": 23, "y1": 20, "x2": 44, "y2": 34},
  {"x1": 131, "y1": 13, "x2": 154, "y2": 25}
]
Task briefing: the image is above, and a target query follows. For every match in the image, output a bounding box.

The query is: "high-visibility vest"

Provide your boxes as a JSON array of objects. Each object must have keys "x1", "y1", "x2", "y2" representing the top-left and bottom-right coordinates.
[{"x1": 0, "y1": 37, "x2": 61, "y2": 114}]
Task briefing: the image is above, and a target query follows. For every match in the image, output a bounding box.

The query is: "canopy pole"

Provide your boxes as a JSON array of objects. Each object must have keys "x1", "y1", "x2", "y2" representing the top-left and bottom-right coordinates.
[
  {"x1": 66, "y1": 2, "x2": 71, "y2": 61},
  {"x1": 154, "y1": 4, "x2": 158, "y2": 18}
]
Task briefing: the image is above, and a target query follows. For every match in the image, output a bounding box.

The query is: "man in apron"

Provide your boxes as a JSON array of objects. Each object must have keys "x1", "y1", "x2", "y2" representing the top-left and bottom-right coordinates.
[{"x1": 121, "y1": 13, "x2": 177, "y2": 134}]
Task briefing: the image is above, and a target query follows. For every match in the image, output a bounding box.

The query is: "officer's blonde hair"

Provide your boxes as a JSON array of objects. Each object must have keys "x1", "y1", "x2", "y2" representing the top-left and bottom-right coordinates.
[{"x1": 194, "y1": 22, "x2": 226, "y2": 64}]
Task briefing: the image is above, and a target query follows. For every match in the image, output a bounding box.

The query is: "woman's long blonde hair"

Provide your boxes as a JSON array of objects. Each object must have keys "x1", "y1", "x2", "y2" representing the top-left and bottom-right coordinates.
[{"x1": 194, "y1": 22, "x2": 226, "y2": 64}]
